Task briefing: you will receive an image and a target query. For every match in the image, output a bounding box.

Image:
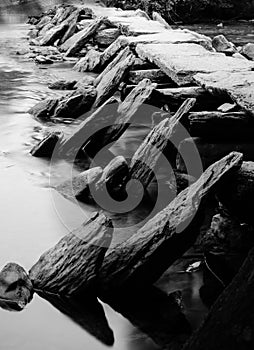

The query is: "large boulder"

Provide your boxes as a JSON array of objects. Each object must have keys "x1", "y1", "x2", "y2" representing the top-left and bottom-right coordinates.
[
  {"x1": 212, "y1": 35, "x2": 236, "y2": 55},
  {"x1": 241, "y1": 43, "x2": 254, "y2": 60}
]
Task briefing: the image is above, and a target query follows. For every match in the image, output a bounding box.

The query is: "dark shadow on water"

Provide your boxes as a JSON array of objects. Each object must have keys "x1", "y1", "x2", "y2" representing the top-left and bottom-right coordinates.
[
  {"x1": 36, "y1": 291, "x2": 115, "y2": 347},
  {"x1": 102, "y1": 285, "x2": 192, "y2": 350},
  {"x1": 36, "y1": 284, "x2": 191, "y2": 350}
]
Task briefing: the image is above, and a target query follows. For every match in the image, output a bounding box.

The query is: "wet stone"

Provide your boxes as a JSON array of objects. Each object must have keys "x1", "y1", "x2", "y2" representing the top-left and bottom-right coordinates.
[{"x1": 0, "y1": 263, "x2": 33, "y2": 311}]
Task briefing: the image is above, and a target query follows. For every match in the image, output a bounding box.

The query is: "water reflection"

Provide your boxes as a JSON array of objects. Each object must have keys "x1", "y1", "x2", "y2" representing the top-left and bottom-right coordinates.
[
  {"x1": 37, "y1": 292, "x2": 114, "y2": 346},
  {"x1": 103, "y1": 286, "x2": 191, "y2": 350}
]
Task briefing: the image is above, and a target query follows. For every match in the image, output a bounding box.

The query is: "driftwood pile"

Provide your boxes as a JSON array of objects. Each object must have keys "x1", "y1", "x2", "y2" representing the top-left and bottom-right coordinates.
[{"x1": 2, "y1": 3, "x2": 254, "y2": 349}]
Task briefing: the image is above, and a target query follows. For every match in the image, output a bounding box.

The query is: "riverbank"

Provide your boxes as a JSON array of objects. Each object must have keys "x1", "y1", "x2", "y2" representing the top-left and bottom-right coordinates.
[{"x1": 102, "y1": 0, "x2": 254, "y2": 23}]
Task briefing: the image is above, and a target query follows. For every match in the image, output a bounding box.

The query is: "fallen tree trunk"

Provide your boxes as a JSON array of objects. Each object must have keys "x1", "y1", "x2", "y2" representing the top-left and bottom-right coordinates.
[
  {"x1": 29, "y1": 212, "x2": 113, "y2": 296},
  {"x1": 98, "y1": 152, "x2": 243, "y2": 294},
  {"x1": 182, "y1": 245, "x2": 254, "y2": 350},
  {"x1": 130, "y1": 98, "x2": 196, "y2": 189}
]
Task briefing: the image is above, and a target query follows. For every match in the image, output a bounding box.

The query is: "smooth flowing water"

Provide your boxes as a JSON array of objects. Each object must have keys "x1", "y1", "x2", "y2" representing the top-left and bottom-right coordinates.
[{"x1": 1, "y1": 4, "x2": 251, "y2": 350}]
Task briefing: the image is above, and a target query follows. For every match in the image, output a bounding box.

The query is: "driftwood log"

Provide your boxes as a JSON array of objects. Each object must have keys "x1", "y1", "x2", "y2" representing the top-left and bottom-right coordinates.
[{"x1": 29, "y1": 212, "x2": 113, "y2": 296}]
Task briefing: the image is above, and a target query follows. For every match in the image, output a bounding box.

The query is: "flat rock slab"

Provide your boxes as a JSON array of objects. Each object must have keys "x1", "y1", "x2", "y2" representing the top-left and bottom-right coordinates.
[
  {"x1": 136, "y1": 43, "x2": 254, "y2": 85},
  {"x1": 194, "y1": 70, "x2": 254, "y2": 116},
  {"x1": 107, "y1": 16, "x2": 168, "y2": 36},
  {"x1": 127, "y1": 30, "x2": 212, "y2": 50}
]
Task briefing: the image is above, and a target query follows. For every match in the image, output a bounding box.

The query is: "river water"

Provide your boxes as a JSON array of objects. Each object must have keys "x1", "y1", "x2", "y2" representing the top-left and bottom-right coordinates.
[{"x1": 0, "y1": 4, "x2": 252, "y2": 350}]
